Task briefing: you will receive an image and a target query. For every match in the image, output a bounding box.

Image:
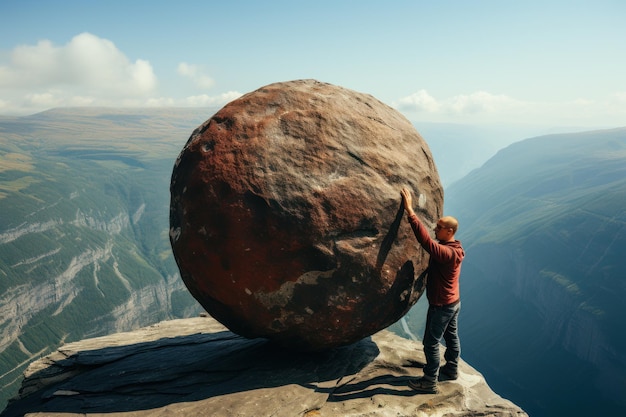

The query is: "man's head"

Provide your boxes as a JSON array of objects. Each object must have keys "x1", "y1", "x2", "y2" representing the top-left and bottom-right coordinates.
[{"x1": 434, "y1": 216, "x2": 458, "y2": 242}]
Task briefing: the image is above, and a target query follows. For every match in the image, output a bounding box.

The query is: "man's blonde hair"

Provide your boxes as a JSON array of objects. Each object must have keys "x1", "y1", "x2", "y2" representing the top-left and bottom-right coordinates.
[{"x1": 440, "y1": 216, "x2": 459, "y2": 233}]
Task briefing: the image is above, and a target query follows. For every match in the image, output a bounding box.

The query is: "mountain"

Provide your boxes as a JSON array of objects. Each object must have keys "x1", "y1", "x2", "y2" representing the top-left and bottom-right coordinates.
[
  {"x1": 416, "y1": 122, "x2": 553, "y2": 187},
  {"x1": 442, "y1": 127, "x2": 626, "y2": 416},
  {"x1": 0, "y1": 107, "x2": 221, "y2": 408}
]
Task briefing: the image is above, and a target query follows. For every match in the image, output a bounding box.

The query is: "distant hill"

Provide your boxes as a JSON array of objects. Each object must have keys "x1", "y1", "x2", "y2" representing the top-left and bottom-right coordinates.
[
  {"x1": 415, "y1": 122, "x2": 551, "y2": 187},
  {"x1": 443, "y1": 127, "x2": 626, "y2": 416},
  {"x1": 0, "y1": 107, "x2": 220, "y2": 408}
]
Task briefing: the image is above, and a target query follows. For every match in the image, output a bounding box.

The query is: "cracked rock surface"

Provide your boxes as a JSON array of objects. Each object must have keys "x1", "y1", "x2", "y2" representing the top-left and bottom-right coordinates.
[
  {"x1": 2, "y1": 316, "x2": 527, "y2": 417},
  {"x1": 169, "y1": 79, "x2": 443, "y2": 351}
]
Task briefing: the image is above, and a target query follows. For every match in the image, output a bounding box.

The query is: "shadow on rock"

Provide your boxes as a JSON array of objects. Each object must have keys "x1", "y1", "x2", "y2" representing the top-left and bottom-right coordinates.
[
  {"x1": 312, "y1": 374, "x2": 419, "y2": 401},
  {"x1": 1, "y1": 329, "x2": 379, "y2": 416}
]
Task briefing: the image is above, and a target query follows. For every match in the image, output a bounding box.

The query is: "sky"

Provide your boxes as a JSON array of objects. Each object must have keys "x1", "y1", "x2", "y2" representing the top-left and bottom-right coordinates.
[{"x1": 1, "y1": 0, "x2": 625, "y2": 129}]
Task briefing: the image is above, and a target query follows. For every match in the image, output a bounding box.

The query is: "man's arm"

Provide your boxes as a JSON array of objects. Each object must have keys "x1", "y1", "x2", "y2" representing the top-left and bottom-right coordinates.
[{"x1": 401, "y1": 188, "x2": 456, "y2": 262}]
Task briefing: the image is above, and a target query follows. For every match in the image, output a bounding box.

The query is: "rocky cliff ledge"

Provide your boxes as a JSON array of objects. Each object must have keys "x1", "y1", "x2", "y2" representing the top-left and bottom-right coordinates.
[{"x1": 1, "y1": 316, "x2": 527, "y2": 417}]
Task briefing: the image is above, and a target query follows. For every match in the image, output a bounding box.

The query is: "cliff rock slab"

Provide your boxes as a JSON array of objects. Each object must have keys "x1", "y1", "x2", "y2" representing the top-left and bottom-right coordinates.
[
  {"x1": 169, "y1": 79, "x2": 443, "y2": 351},
  {"x1": 1, "y1": 316, "x2": 528, "y2": 417}
]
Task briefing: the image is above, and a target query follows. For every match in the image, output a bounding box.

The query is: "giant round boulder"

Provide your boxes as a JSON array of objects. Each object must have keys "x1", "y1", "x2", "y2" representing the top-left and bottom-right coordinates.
[{"x1": 169, "y1": 79, "x2": 442, "y2": 351}]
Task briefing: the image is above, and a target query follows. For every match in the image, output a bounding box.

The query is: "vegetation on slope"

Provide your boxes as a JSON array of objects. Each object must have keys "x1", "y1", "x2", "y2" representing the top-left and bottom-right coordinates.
[
  {"x1": 444, "y1": 127, "x2": 626, "y2": 417},
  {"x1": 0, "y1": 108, "x2": 217, "y2": 409}
]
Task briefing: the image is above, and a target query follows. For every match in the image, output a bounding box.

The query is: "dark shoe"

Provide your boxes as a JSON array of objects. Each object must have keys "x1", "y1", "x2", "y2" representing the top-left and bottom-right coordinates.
[
  {"x1": 408, "y1": 377, "x2": 438, "y2": 394},
  {"x1": 439, "y1": 364, "x2": 458, "y2": 381}
]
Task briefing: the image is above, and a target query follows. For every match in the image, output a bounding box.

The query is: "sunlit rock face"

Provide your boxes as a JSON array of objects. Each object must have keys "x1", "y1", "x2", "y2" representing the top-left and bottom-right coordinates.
[{"x1": 169, "y1": 79, "x2": 443, "y2": 351}]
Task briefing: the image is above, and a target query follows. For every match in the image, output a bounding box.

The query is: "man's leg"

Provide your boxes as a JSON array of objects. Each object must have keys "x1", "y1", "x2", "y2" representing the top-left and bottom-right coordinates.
[
  {"x1": 410, "y1": 305, "x2": 449, "y2": 393},
  {"x1": 410, "y1": 304, "x2": 460, "y2": 393},
  {"x1": 422, "y1": 305, "x2": 448, "y2": 381},
  {"x1": 442, "y1": 302, "x2": 461, "y2": 378}
]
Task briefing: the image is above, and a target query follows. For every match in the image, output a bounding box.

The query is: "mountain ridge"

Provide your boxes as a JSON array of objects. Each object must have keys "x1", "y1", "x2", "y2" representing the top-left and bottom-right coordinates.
[
  {"x1": 0, "y1": 107, "x2": 220, "y2": 408},
  {"x1": 442, "y1": 127, "x2": 626, "y2": 416}
]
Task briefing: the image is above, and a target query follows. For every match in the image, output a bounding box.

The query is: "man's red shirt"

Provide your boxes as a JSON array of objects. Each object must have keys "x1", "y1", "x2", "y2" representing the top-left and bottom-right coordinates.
[{"x1": 407, "y1": 213, "x2": 465, "y2": 306}]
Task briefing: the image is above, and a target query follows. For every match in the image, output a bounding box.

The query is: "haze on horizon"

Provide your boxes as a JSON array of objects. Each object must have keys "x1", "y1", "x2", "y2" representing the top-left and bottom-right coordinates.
[{"x1": 1, "y1": 0, "x2": 625, "y2": 130}]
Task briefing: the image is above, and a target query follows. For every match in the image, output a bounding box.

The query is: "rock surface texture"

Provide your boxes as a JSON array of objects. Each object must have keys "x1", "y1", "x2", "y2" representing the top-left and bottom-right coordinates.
[
  {"x1": 1, "y1": 316, "x2": 528, "y2": 417},
  {"x1": 169, "y1": 79, "x2": 443, "y2": 351}
]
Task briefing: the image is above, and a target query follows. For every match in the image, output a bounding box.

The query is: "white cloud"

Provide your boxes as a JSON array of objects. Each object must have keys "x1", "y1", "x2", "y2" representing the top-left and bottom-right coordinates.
[
  {"x1": 611, "y1": 92, "x2": 626, "y2": 103},
  {"x1": 177, "y1": 62, "x2": 215, "y2": 89},
  {"x1": 396, "y1": 90, "x2": 524, "y2": 118},
  {"x1": 182, "y1": 91, "x2": 242, "y2": 106},
  {"x1": 1, "y1": 33, "x2": 157, "y2": 96},
  {"x1": 394, "y1": 89, "x2": 626, "y2": 127},
  {"x1": 0, "y1": 34, "x2": 239, "y2": 115},
  {"x1": 446, "y1": 91, "x2": 523, "y2": 114},
  {"x1": 0, "y1": 33, "x2": 160, "y2": 114},
  {"x1": 145, "y1": 91, "x2": 242, "y2": 108},
  {"x1": 395, "y1": 90, "x2": 440, "y2": 113}
]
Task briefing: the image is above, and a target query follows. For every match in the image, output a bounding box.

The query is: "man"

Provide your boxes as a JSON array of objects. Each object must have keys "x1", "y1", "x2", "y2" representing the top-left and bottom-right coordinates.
[{"x1": 400, "y1": 187, "x2": 465, "y2": 394}]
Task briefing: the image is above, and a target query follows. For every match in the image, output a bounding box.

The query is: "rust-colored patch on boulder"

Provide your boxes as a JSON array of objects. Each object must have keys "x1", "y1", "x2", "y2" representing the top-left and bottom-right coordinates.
[{"x1": 170, "y1": 79, "x2": 442, "y2": 351}]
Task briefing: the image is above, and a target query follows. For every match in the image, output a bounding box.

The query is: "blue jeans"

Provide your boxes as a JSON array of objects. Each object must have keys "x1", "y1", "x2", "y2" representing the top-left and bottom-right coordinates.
[{"x1": 422, "y1": 301, "x2": 461, "y2": 381}]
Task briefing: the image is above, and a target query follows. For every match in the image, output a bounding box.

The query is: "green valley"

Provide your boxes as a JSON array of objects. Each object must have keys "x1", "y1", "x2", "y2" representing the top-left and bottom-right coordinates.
[{"x1": 0, "y1": 108, "x2": 217, "y2": 408}]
